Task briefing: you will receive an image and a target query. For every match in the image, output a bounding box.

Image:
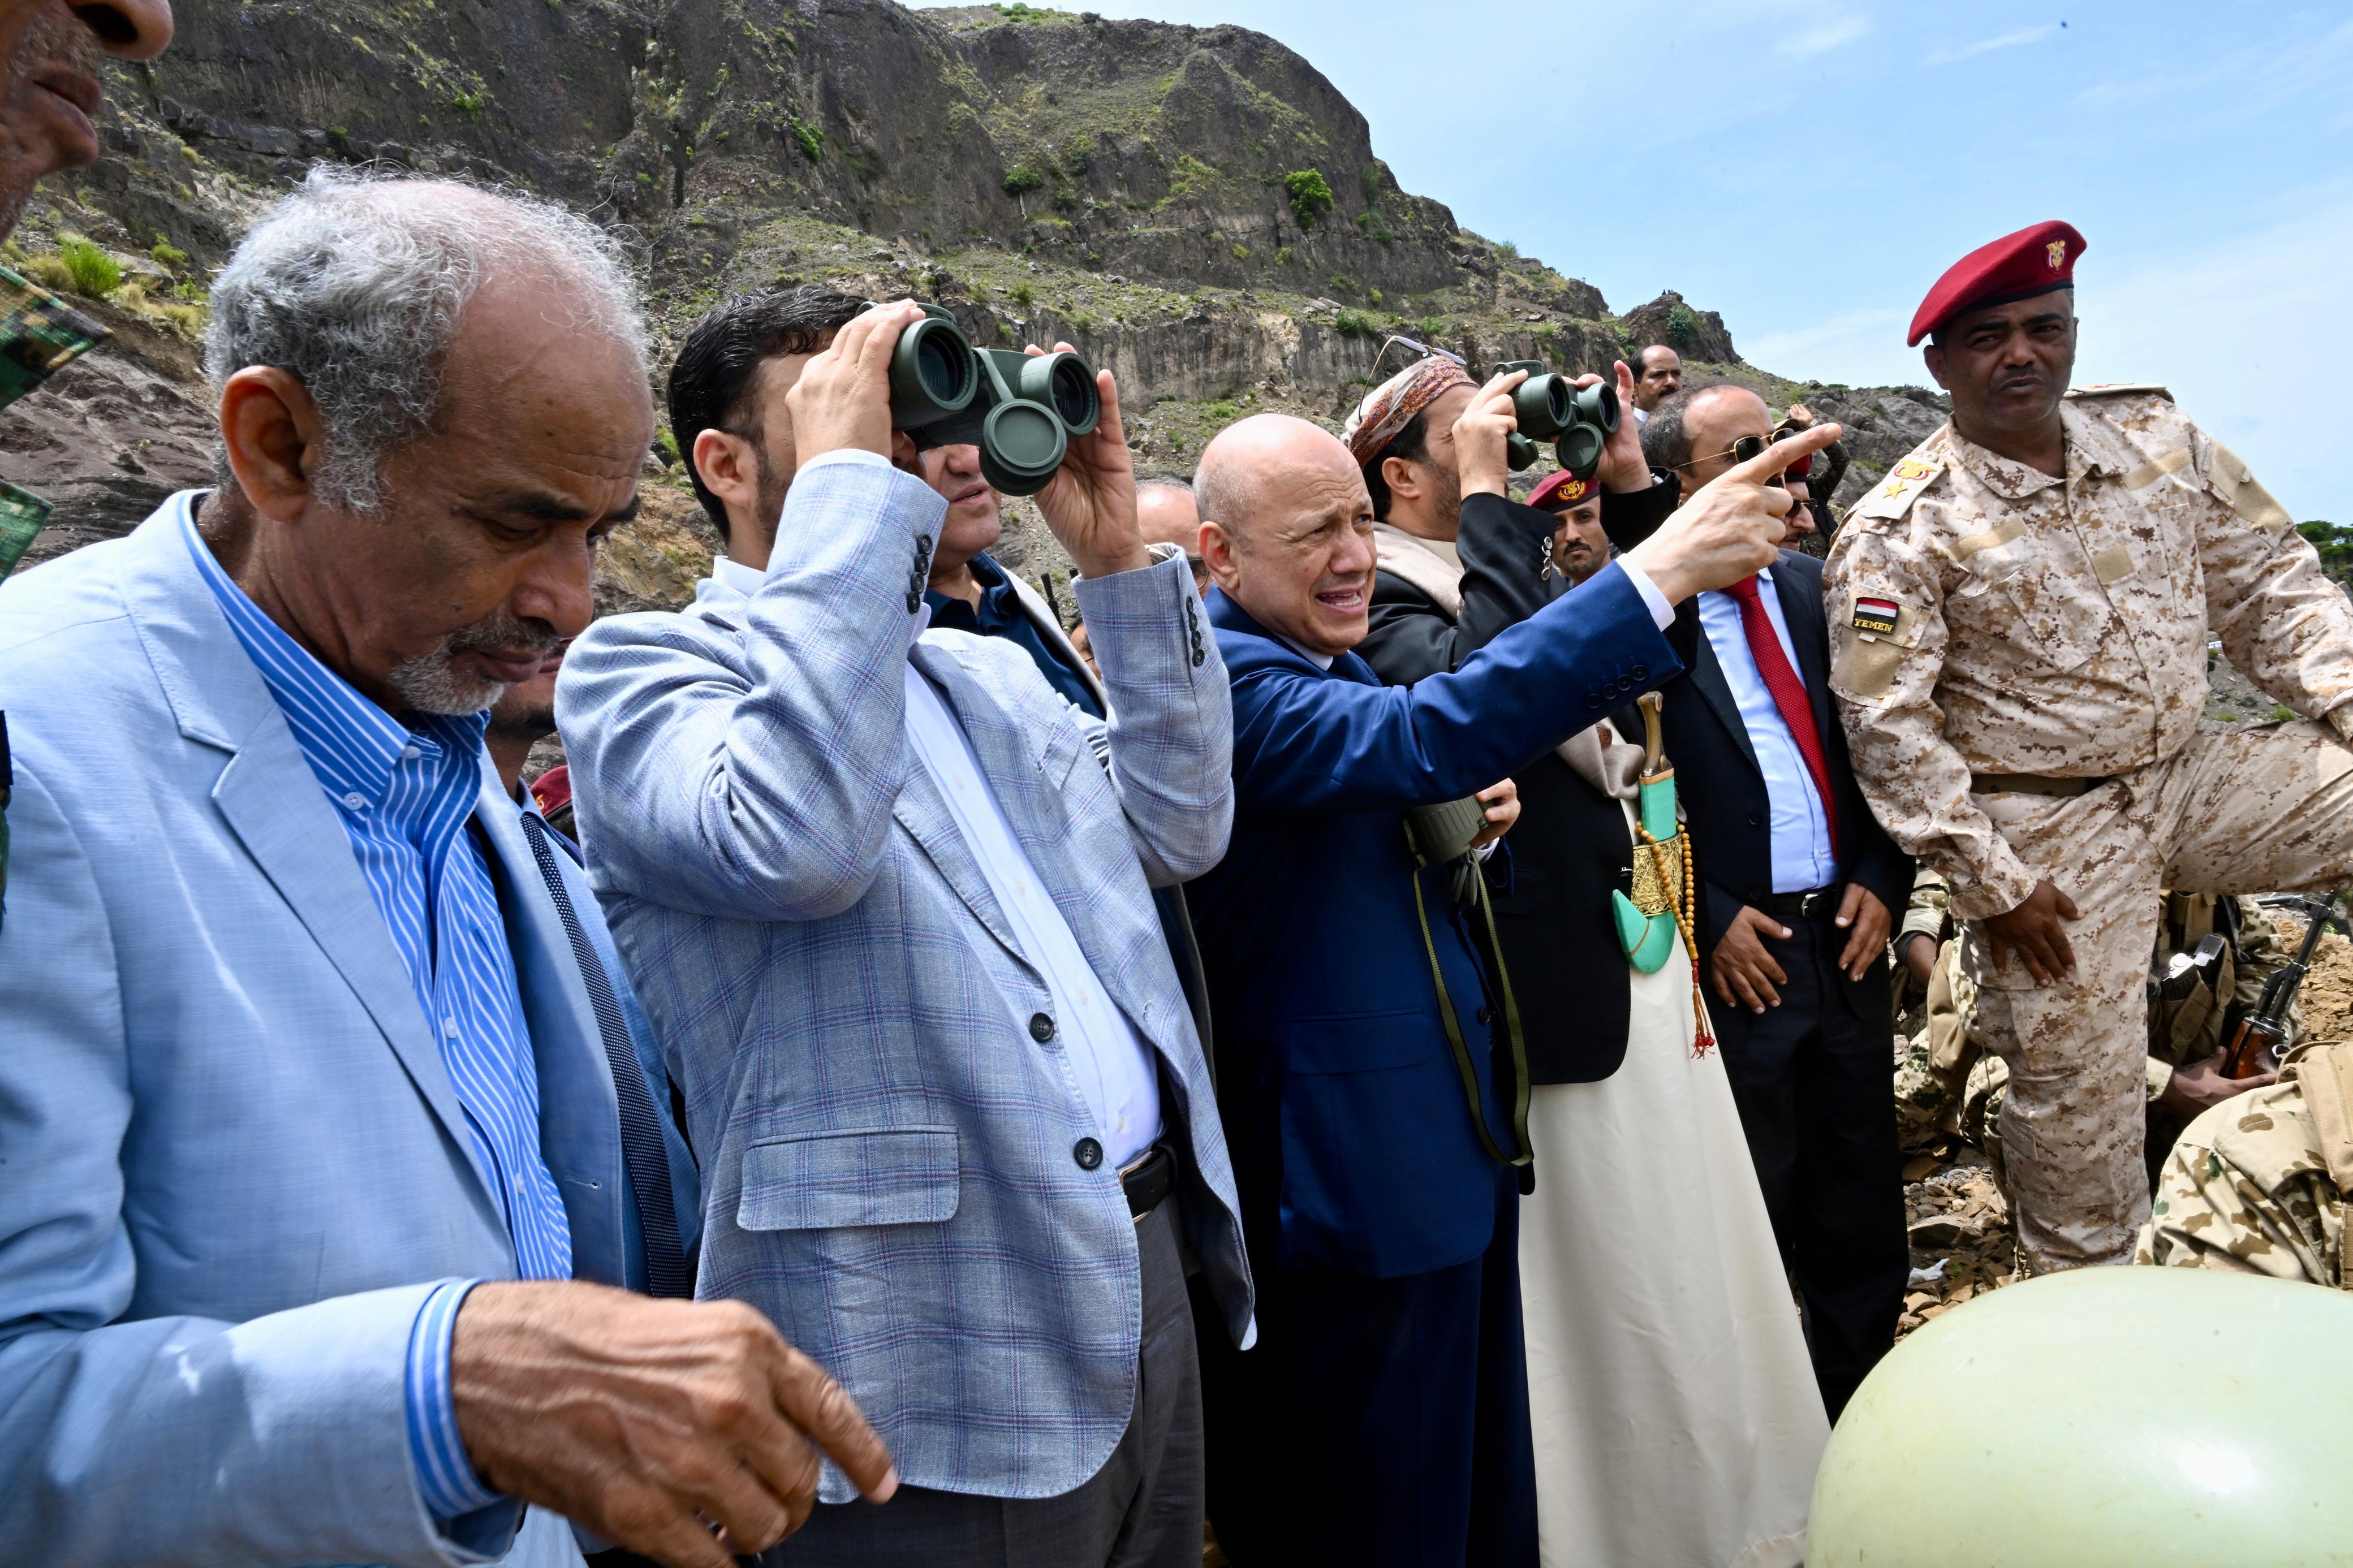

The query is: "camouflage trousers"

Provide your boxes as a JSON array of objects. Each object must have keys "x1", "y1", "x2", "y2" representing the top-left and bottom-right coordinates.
[{"x1": 1963, "y1": 719, "x2": 2353, "y2": 1275}]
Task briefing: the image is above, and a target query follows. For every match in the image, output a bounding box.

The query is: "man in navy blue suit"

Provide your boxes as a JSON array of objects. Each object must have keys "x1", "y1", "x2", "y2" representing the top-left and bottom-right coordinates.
[{"x1": 1186, "y1": 409, "x2": 1837, "y2": 1567}]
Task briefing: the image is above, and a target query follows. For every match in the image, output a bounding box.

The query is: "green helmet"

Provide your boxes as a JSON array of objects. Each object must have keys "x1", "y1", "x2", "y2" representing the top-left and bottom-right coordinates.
[{"x1": 1809, "y1": 1267, "x2": 2353, "y2": 1566}]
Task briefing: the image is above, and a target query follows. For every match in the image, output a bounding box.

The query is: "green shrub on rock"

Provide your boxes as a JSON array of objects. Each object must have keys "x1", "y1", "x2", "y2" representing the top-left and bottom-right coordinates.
[{"x1": 1284, "y1": 169, "x2": 1333, "y2": 228}]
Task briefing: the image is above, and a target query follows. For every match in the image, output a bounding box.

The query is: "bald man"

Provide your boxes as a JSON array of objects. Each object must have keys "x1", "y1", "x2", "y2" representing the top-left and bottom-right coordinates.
[
  {"x1": 1185, "y1": 412, "x2": 1833, "y2": 1568},
  {"x1": 1134, "y1": 478, "x2": 1208, "y2": 591}
]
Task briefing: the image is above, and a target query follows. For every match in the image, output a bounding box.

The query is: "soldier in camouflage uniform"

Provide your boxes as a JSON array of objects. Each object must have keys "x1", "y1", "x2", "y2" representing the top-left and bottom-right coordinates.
[
  {"x1": 1895, "y1": 875, "x2": 2294, "y2": 1188},
  {"x1": 2137, "y1": 1040, "x2": 2353, "y2": 1289},
  {"x1": 1826, "y1": 221, "x2": 2353, "y2": 1274},
  {"x1": 0, "y1": 0, "x2": 176, "y2": 930}
]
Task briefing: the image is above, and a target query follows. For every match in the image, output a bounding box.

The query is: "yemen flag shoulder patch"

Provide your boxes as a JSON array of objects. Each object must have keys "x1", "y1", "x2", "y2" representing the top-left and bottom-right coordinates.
[{"x1": 1851, "y1": 597, "x2": 1901, "y2": 637}]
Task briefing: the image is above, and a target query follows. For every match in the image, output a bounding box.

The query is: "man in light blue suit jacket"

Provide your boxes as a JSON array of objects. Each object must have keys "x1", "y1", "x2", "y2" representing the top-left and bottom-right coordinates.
[
  {"x1": 560, "y1": 304, "x2": 1252, "y2": 1567},
  {"x1": 0, "y1": 175, "x2": 890, "y2": 1568}
]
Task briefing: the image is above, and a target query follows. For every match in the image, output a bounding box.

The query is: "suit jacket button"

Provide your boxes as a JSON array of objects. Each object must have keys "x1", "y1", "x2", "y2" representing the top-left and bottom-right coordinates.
[
  {"x1": 1029, "y1": 1012, "x2": 1055, "y2": 1042},
  {"x1": 1747, "y1": 810, "x2": 1764, "y2": 827},
  {"x1": 1074, "y1": 1137, "x2": 1104, "y2": 1170},
  {"x1": 1632, "y1": 664, "x2": 1648, "y2": 680},
  {"x1": 1586, "y1": 695, "x2": 1604, "y2": 709},
  {"x1": 1477, "y1": 1004, "x2": 1493, "y2": 1025}
]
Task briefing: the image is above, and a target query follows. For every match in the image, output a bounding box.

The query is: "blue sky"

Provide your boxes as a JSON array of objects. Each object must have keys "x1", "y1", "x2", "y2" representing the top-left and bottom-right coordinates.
[{"x1": 1054, "y1": 1, "x2": 2353, "y2": 522}]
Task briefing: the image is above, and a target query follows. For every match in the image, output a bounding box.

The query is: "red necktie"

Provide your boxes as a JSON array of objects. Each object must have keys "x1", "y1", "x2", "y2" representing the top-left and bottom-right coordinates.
[{"x1": 1723, "y1": 574, "x2": 1841, "y2": 862}]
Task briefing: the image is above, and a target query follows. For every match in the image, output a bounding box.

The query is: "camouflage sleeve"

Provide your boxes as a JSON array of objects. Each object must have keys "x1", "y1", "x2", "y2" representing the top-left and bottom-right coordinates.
[
  {"x1": 2232, "y1": 896, "x2": 2305, "y2": 1044},
  {"x1": 2135, "y1": 1085, "x2": 2341, "y2": 1286},
  {"x1": 1901, "y1": 865, "x2": 1950, "y2": 944},
  {"x1": 2145, "y1": 1057, "x2": 2173, "y2": 1104},
  {"x1": 2186, "y1": 418, "x2": 2353, "y2": 738},
  {"x1": 1825, "y1": 515, "x2": 2041, "y2": 920}
]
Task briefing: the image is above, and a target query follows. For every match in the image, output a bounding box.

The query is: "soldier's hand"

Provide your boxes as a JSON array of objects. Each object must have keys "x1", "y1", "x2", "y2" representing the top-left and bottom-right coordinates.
[
  {"x1": 1982, "y1": 878, "x2": 2080, "y2": 985},
  {"x1": 1899, "y1": 932, "x2": 1940, "y2": 986},
  {"x1": 1623, "y1": 424, "x2": 1840, "y2": 603},
  {"x1": 1713, "y1": 905, "x2": 1791, "y2": 1013},
  {"x1": 1833, "y1": 883, "x2": 1893, "y2": 980},
  {"x1": 2158, "y1": 1049, "x2": 2277, "y2": 1120}
]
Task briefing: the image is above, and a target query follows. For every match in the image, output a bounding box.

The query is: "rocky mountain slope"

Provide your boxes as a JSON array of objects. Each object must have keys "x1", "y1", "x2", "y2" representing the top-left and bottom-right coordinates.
[{"x1": 1, "y1": 0, "x2": 1950, "y2": 593}]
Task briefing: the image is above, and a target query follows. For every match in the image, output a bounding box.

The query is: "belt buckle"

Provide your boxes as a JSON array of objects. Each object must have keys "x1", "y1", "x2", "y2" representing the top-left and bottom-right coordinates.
[{"x1": 1120, "y1": 1142, "x2": 1171, "y2": 1225}]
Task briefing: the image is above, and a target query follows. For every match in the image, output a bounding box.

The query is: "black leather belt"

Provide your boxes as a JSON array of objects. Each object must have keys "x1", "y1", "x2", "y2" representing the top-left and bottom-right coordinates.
[
  {"x1": 1971, "y1": 772, "x2": 2111, "y2": 798},
  {"x1": 1121, "y1": 1141, "x2": 1175, "y2": 1221},
  {"x1": 1759, "y1": 885, "x2": 1843, "y2": 922}
]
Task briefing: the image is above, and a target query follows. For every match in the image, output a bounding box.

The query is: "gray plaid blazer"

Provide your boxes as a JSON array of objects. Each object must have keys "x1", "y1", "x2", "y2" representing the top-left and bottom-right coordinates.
[{"x1": 557, "y1": 457, "x2": 1253, "y2": 1502}]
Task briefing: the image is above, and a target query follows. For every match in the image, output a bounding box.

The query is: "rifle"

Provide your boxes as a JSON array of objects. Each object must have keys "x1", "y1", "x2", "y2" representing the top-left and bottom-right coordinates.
[{"x1": 2222, "y1": 892, "x2": 2349, "y2": 1078}]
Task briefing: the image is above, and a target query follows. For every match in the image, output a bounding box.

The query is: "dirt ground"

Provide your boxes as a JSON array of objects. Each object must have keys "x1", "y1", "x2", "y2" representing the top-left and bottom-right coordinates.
[{"x1": 1890, "y1": 913, "x2": 2353, "y2": 1338}]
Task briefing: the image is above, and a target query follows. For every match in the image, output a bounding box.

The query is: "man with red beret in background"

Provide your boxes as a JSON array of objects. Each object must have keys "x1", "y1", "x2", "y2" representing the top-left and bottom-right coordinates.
[{"x1": 1823, "y1": 219, "x2": 2353, "y2": 1277}]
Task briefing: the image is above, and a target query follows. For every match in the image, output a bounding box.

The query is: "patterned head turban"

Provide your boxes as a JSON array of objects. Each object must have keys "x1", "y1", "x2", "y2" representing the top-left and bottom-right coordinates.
[{"x1": 1341, "y1": 356, "x2": 1474, "y2": 468}]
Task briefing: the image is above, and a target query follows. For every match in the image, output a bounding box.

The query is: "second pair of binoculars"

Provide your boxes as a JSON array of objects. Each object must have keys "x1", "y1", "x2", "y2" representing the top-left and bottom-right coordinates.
[
  {"x1": 861, "y1": 301, "x2": 1101, "y2": 496},
  {"x1": 1492, "y1": 359, "x2": 1621, "y2": 482}
]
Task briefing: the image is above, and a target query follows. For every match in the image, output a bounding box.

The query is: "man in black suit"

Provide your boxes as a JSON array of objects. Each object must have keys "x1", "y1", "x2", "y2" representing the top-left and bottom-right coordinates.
[{"x1": 1644, "y1": 383, "x2": 1913, "y2": 1421}]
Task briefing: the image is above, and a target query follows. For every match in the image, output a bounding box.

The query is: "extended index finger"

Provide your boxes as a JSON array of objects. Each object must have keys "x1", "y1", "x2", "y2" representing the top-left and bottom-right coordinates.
[
  {"x1": 1722, "y1": 421, "x2": 1841, "y2": 486},
  {"x1": 768, "y1": 1344, "x2": 897, "y2": 1502}
]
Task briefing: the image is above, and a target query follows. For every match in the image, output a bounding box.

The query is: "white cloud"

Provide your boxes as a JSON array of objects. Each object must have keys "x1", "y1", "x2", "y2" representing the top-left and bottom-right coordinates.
[
  {"x1": 1923, "y1": 23, "x2": 2057, "y2": 67},
  {"x1": 2075, "y1": 183, "x2": 2353, "y2": 524},
  {"x1": 1778, "y1": 11, "x2": 1872, "y2": 58},
  {"x1": 2075, "y1": 16, "x2": 2353, "y2": 115},
  {"x1": 1742, "y1": 308, "x2": 1916, "y2": 385}
]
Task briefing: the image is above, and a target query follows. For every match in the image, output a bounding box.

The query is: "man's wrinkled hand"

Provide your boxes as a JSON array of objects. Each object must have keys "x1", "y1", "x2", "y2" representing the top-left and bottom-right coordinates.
[
  {"x1": 1454, "y1": 369, "x2": 1525, "y2": 500},
  {"x1": 451, "y1": 1281, "x2": 897, "y2": 1568},
  {"x1": 1833, "y1": 883, "x2": 1892, "y2": 980},
  {"x1": 1712, "y1": 905, "x2": 1791, "y2": 1013},
  {"x1": 2158, "y1": 1049, "x2": 2277, "y2": 1120},
  {"x1": 787, "y1": 300, "x2": 923, "y2": 464},
  {"x1": 1622, "y1": 423, "x2": 1839, "y2": 604},
  {"x1": 1023, "y1": 341, "x2": 1150, "y2": 580},
  {"x1": 1580, "y1": 360, "x2": 1649, "y2": 494},
  {"x1": 1982, "y1": 878, "x2": 2080, "y2": 986},
  {"x1": 1468, "y1": 777, "x2": 1519, "y2": 851}
]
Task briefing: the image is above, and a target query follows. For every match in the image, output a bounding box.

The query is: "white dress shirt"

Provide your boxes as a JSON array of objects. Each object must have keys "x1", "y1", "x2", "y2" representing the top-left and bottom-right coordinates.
[
  {"x1": 1695, "y1": 566, "x2": 1838, "y2": 895},
  {"x1": 718, "y1": 448, "x2": 1164, "y2": 1167}
]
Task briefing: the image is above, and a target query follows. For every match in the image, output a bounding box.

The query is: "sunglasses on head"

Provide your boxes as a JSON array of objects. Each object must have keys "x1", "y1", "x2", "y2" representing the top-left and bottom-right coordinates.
[{"x1": 1673, "y1": 432, "x2": 1812, "y2": 484}]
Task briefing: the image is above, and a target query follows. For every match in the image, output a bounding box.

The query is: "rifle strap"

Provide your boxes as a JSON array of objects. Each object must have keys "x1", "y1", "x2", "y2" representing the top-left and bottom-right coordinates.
[{"x1": 1404, "y1": 826, "x2": 1531, "y2": 1172}]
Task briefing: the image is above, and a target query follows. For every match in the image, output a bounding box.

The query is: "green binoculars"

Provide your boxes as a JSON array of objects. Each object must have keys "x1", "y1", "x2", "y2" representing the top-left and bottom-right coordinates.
[
  {"x1": 860, "y1": 302, "x2": 1100, "y2": 496},
  {"x1": 1493, "y1": 359, "x2": 1619, "y2": 482}
]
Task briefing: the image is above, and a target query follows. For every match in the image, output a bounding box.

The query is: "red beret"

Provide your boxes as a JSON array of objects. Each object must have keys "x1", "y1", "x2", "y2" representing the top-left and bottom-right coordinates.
[
  {"x1": 1529, "y1": 469, "x2": 1599, "y2": 511},
  {"x1": 1908, "y1": 221, "x2": 2085, "y2": 347}
]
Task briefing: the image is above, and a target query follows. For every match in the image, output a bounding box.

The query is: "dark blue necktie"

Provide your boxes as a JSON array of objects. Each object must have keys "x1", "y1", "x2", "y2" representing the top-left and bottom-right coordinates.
[{"x1": 519, "y1": 810, "x2": 694, "y2": 1298}]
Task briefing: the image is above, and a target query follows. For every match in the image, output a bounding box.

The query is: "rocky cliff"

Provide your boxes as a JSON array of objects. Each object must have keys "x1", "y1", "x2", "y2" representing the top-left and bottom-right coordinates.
[{"x1": 1, "y1": 0, "x2": 1949, "y2": 590}]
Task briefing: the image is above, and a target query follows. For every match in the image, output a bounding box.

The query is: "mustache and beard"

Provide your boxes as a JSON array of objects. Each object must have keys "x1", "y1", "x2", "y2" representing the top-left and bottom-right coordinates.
[
  {"x1": 0, "y1": 10, "x2": 103, "y2": 238},
  {"x1": 387, "y1": 607, "x2": 559, "y2": 716}
]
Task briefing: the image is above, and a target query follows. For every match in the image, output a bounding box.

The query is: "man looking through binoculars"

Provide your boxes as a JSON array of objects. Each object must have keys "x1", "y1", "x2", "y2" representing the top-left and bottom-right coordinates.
[
  {"x1": 1356, "y1": 353, "x2": 1683, "y2": 672},
  {"x1": 559, "y1": 301, "x2": 1252, "y2": 1568}
]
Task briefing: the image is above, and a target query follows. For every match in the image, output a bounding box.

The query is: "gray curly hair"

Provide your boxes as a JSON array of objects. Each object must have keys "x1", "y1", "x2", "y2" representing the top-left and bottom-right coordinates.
[{"x1": 204, "y1": 166, "x2": 646, "y2": 513}]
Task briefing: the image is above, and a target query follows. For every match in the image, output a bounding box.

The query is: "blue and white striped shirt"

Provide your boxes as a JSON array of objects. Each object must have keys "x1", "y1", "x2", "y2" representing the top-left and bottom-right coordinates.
[{"x1": 185, "y1": 505, "x2": 568, "y2": 1519}]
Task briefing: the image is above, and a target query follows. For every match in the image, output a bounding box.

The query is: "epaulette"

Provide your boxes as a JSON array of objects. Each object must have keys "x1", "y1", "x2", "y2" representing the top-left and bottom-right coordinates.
[
  {"x1": 2065, "y1": 383, "x2": 2173, "y2": 401},
  {"x1": 1844, "y1": 455, "x2": 1943, "y2": 525}
]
